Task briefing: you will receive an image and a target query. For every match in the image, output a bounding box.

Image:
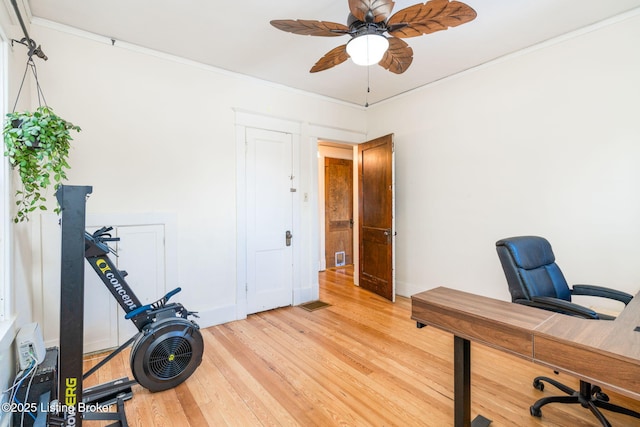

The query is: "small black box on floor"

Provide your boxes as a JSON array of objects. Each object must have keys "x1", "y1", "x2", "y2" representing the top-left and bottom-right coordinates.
[{"x1": 12, "y1": 347, "x2": 58, "y2": 427}]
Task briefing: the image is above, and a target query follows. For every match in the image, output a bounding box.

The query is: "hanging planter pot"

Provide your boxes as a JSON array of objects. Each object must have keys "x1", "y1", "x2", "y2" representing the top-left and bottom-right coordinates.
[
  {"x1": 8, "y1": 118, "x2": 42, "y2": 148},
  {"x1": 3, "y1": 106, "x2": 81, "y2": 222},
  {"x1": 3, "y1": 42, "x2": 81, "y2": 222}
]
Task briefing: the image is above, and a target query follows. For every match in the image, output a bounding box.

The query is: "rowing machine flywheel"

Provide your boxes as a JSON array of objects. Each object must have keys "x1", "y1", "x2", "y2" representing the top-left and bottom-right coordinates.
[{"x1": 130, "y1": 317, "x2": 203, "y2": 392}]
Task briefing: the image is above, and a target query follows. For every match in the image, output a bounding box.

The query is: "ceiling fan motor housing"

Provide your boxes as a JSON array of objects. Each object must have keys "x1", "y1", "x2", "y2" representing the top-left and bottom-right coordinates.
[{"x1": 347, "y1": 13, "x2": 388, "y2": 38}]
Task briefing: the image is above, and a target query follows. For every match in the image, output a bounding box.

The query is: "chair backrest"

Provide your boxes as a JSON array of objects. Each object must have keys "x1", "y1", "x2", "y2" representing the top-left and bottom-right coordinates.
[{"x1": 496, "y1": 236, "x2": 572, "y2": 303}]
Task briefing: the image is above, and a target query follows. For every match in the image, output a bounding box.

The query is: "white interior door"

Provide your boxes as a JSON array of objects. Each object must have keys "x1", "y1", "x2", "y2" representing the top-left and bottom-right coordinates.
[
  {"x1": 246, "y1": 128, "x2": 294, "y2": 314},
  {"x1": 83, "y1": 227, "x2": 118, "y2": 353},
  {"x1": 114, "y1": 225, "x2": 166, "y2": 345}
]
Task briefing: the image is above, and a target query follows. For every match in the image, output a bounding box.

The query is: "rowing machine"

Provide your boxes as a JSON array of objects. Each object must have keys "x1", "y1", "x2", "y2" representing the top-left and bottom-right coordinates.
[{"x1": 52, "y1": 186, "x2": 203, "y2": 427}]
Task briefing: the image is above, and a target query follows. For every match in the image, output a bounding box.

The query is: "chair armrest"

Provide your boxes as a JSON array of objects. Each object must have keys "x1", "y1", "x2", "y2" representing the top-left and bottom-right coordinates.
[
  {"x1": 572, "y1": 284, "x2": 633, "y2": 305},
  {"x1": 515, "y1": 297, "x2": 599, "y2": 319}
]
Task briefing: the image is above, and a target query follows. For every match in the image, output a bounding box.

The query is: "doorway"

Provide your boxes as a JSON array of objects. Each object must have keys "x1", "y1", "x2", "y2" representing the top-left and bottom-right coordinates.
[
  {"x1": 318, "y1": 142, "x2": 356, "y2": 272},
  {"x1": 324, "y1": 157, "x2": 353, "y2": 268},
  {"x1": 318, "y1": 134, "x2": 395, "y2": 302}
]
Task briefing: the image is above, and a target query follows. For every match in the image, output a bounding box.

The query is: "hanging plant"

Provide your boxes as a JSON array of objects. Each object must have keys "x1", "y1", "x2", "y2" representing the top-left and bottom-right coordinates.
[{"x1": 3, "y1": 106, "x2": 81, "y2": 222}]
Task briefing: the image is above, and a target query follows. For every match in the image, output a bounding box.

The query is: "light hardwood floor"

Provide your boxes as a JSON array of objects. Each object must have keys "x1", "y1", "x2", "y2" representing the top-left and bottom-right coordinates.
[{"x1": 83, "y1": 267, "x2": 640, "y2": 426}]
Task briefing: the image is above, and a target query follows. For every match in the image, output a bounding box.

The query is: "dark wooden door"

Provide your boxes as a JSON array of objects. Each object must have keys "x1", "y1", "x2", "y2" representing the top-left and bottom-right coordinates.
[
  {"x1": 358, "y1": 134, "x2": 394, "y2": 301},
  {"x1": 325, "y1": 157, "x2": 353, "y2": 268}
]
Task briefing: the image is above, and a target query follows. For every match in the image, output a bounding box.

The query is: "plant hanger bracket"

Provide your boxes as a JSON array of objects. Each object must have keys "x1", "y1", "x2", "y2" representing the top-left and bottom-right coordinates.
[
  {"x1": 10, "y1": 0, "x2": 48, "y2": 61},
  {"x1": 3, "y1": 3, "x2": 80, "y2": 224},
  {"x1": 9, "y1": 0, "x2": 49, "y2": 112}
]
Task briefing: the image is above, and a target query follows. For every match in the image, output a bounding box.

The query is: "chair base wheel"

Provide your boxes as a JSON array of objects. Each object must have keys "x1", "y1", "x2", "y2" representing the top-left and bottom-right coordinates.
[
  {"x1": 591, "y1": 387, "x2": 609, "y2": 402},
  {"x1": 527, "y1": 379, "x2": 640, "y2": 426},
  {"x1": 530, "y1": 406, "x2": 542, "y2": 417}
]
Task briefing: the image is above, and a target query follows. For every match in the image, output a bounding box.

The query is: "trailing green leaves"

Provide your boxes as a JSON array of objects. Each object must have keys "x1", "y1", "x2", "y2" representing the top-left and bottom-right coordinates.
[{"x1": 3, "y1": 106, "x2": 80, "y2": 222}]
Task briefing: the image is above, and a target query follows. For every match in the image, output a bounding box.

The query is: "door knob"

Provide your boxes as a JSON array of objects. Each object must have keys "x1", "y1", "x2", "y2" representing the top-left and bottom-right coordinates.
[{"x1": 286, "y1": 230, "x2": 293, "y2": 246}]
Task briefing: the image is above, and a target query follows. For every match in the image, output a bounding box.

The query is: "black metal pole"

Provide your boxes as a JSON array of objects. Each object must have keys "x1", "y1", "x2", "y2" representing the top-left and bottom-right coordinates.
[
  {"x1": 10, "y1": 0, "x2": 33, "y2": 47},
  {"x1": 10, "y1": 0, "x2": 47, "y2": 60},
  {"x1": 56, "y1": 185, "x2": 93, "y2": 427}
]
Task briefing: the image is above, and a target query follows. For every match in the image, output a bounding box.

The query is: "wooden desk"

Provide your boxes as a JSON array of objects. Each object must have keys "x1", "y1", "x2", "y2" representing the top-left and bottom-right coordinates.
[
  {"x1": 535, "y1": 293, "x2": 640, "y2": 400},
  {"x1": 411, "y1": 287, "x2": 640, "y2": 426}
]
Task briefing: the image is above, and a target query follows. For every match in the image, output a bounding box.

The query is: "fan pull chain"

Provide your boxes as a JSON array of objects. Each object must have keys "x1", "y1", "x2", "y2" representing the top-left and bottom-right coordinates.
[{"x1": 365, "y1": 65, "x2": 370, "y2": 108}]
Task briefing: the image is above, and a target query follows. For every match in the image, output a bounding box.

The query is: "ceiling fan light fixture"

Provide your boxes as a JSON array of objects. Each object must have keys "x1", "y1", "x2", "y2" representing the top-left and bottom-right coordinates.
[
  {"x1": 271, "y1": 0, "x2": 477, "y2": 74},
  {"x1": 346, "y1": 34, "x2": 389, "y2": 66}
]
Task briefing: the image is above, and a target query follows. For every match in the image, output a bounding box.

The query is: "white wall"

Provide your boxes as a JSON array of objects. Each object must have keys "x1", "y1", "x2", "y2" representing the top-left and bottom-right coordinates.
[
  {"x1": 23, "y1": 21, "x2": 366, "y2": 328},
  {"x1": 367, "y1": 11, "x2": 640, "y2": 307}
]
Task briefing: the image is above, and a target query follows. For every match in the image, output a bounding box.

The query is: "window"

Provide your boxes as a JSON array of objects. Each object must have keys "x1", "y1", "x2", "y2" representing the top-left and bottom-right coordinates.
[{"x1": 0, "y1": 25, "x2": 9, "y2": 322}]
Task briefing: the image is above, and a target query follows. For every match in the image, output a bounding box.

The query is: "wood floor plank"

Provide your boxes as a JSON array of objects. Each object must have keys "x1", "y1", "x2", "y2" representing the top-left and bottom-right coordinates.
[
  {"x1": 203, "y1": 325, "x2": 302, "y2": 426},
  {"x1": 223, "y1": 316, "x2": 366, "y2": 426},
  {"x1": 213, "y1": 322, "x2": 323, "y2": 426},
  {"x1": 81, "y1": 266, "x2": 640, "y2": 426},
  {"x1": 266, "y1": 307, "x2": 454, "y2": 424},
  {"x1": 252, "y1": 310, "x2": 404, "y2": 425}
]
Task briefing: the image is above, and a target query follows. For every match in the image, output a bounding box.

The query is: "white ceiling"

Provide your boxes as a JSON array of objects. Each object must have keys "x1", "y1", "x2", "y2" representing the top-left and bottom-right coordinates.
[{"x1": 24, "y1": 0, "x2": 640, "y2": 106}]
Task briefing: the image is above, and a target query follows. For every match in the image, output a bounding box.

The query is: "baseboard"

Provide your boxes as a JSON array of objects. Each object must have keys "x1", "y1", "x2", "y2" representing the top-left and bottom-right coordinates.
[
  {"x1": 293, "y1": 286, "x2": 319, "y2": 306},
  {"x1": 193, "y1": 304, "x2": 237, "y2": 329},
  {"x1": 396, "y1": 280, "x2": 427, "y2": 298}
]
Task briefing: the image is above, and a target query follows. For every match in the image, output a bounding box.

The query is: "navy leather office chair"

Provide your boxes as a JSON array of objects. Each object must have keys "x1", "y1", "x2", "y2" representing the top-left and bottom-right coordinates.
[{"x1": 496, "y1": 236, "x2": 638, "y2": 426}]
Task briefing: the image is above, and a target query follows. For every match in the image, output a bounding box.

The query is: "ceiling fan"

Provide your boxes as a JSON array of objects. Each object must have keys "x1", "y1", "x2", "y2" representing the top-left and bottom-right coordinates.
[{"x1": 270, "y1": 0, "x2": 477, "y2": 74}]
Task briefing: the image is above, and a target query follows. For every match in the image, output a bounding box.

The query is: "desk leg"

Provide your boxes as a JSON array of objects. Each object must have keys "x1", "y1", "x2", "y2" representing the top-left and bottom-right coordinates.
[
  {"x1": 454, "y1": 336, "x2": 471, "y2": 427},
  {"x1": 454, "y1": 336, "x2": 492, "y2": 427}
]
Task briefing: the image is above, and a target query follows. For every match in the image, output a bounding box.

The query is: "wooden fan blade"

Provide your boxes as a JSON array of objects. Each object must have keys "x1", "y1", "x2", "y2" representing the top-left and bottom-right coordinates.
[
  {"x1": 378, "y1": 37, "x2": 413, "y2": 74},
  {"x1": 310, "y1": 44, "x2": 350, "y2": 73},
  {"x1": 387, "y1": 0, "x2": 477, "y2": 38},
  {"x1": 348, "y1": 0, "x2": 395, "y2": 23},
  {"x1": 270, "y1": 19, "x2": 349, "y2": 36}
]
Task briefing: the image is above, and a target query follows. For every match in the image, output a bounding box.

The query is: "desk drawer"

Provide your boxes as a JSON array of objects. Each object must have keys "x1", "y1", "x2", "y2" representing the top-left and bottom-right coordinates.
[
  {"x1": 535, "y1": 336, "x2": 640, "y2": 400},
  {"x1": 413, "y1": 302, "x2": 534, "y2": 359}
]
